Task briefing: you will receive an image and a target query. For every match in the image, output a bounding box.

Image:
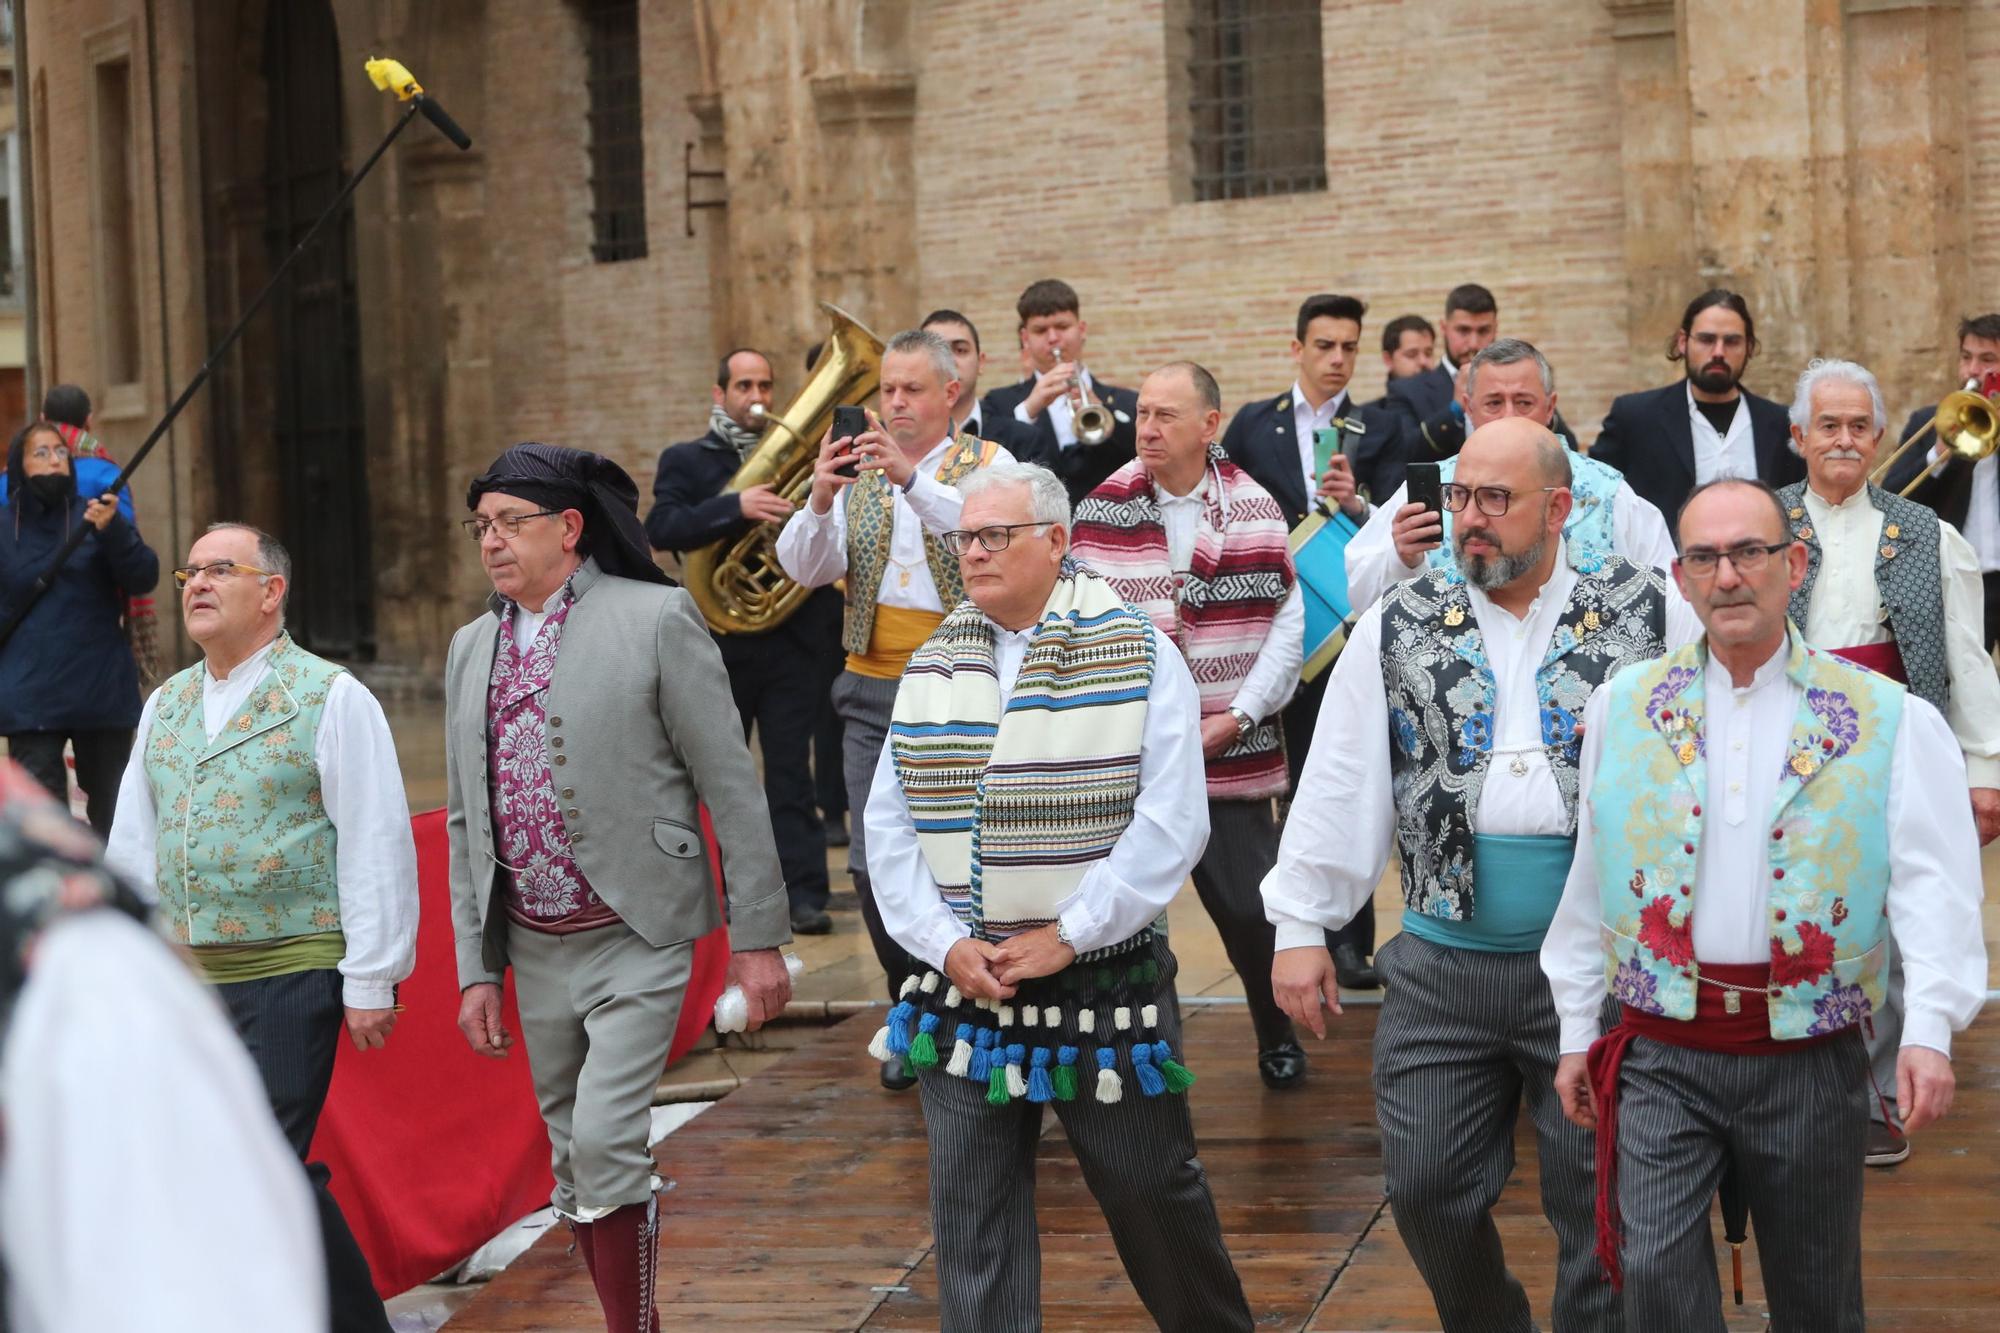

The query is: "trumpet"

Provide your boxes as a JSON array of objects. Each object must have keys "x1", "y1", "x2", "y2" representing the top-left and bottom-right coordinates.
[
  {"x1": 1054, "y1": 347, "x2": 1116, "y2": 446},
  {"x1": 1867, "y1": 377, "x2": 2000, "y2": 497}
]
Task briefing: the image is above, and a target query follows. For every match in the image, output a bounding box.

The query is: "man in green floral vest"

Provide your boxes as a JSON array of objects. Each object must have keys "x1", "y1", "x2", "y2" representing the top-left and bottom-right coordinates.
[
  {"x1": 1543, "y1": 478, "x2": 1987, "y2": 1330},
  {"x1": 106, "y1": 521, "x2": 419, "y2": 1333}
]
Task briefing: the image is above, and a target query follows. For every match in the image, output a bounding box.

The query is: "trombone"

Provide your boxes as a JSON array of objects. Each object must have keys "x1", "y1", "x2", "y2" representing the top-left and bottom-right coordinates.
[
  {"x1": 1868, "y1": 378, "x2": 2000, "y2": 497},
  {"x1": 1054, "y1": 347, "x2": 1116, "y2": 446}
]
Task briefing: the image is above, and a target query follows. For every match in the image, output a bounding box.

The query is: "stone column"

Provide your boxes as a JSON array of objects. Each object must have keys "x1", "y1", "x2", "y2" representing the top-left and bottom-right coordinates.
[{"x1": 1604, "y1": 0, "x2": 1696, "y2": 385}]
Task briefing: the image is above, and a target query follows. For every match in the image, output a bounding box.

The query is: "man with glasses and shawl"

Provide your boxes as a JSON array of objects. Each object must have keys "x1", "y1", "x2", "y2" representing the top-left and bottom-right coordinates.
[{"x1": 863, "y1": 460, "x2": 1252, "y2": 1332}]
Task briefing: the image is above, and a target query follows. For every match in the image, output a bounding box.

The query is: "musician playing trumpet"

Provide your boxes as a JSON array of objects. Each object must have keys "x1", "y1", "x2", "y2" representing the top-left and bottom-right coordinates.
[
  {"x1": 775, "y1": 328, "x2": 1012, "y2": 1090},
  {"x1": 1770, "y1": 358, "x2": 2000, "y2": 1168},
  {"x1": 981, "y1": 278, "x2": 1139, "y2": 505}
]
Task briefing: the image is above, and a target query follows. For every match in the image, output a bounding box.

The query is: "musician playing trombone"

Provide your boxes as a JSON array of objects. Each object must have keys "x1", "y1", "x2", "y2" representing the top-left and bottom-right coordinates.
[{"x1": 1770, "y1": 358, "x2": 2000, "y2": 1168}]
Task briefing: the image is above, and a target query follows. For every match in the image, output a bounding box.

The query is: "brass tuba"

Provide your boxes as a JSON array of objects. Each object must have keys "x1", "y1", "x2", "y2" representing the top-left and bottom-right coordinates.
[{"x1": 684, "y1": 303, "x2": 884, "y2": 634}]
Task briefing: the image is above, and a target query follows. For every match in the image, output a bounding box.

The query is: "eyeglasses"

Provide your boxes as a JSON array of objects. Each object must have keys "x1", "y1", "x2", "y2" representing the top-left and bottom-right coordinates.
[
  {"x1": 1675, "y1": 541, "x2": 1793, "y2": 578},
  {"x1": 26, "y1": 445, "x2": 69, "y2": 463},
  {"x1": 1439, "y1": 483, "x2": 1560, "y2": 517},
  {"x1": 172, "y1": 561, "x2": 275, "y2": 587},
  {"x1": 461, "y1": 509, "x2": 561, "y2": 542},
  {"x1": 939, "y1": 522, "x2": 1051, "y2": 556}
]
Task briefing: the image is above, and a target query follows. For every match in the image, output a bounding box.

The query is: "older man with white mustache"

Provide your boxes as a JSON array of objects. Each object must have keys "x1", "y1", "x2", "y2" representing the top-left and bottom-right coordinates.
[{"x1": 1772, "y1": 358, "x2": 2000, "y2": 1168}]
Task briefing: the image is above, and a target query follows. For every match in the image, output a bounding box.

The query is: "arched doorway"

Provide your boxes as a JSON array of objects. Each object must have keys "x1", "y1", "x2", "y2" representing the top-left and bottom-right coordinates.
[{"x1": 261, "y1": 0, "x2": 373, "y2": 658}]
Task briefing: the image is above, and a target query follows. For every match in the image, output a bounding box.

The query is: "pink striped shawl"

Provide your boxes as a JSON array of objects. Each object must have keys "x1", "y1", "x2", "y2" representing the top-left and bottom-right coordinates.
[{"x1": 1071, "y1": 448, "x2": 1295, "y2": 799}]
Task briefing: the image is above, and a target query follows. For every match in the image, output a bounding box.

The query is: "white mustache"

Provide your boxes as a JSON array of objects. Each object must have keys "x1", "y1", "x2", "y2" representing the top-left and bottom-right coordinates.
[{"x1": 1823, "y1": 448, "x2": 1866, "y2": 461}]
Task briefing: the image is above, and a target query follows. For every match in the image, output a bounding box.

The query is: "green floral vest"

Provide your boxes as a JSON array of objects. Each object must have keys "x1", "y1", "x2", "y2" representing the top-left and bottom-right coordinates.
[{"x1": 144, "y1": 633, "x2": 345, "y2": 946}]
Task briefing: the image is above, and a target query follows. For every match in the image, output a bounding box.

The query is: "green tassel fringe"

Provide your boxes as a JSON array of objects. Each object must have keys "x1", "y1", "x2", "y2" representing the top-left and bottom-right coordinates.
[
  {"x1": 1160, "y1": 1058, "x2": 1196, "y2": 1094},
  {"x1": 1051, "y1": 1064, "x2": 1079, "y2": 1102},
  {"x1": 908, "y1": 1030, "x2": 939, "y2": 1070},
  {"x1": 986, "y1": 1063, "x2": 1011, "y2": 1106}
]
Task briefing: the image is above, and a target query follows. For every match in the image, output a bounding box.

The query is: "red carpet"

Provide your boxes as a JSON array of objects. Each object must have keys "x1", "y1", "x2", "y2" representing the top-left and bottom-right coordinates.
[{"x1": 310, "y1": 808, "x2": 731, "y2": 1297}]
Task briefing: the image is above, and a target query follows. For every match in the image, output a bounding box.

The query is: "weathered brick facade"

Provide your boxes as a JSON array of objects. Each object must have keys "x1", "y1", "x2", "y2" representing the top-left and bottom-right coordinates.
[{"x1": 20, "y1": 0, "x2": 1999, "y2": 676}]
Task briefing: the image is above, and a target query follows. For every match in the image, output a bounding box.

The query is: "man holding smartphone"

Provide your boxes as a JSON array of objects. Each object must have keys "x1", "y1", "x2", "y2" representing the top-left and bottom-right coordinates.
[
  {"x1": 1345, "y1": 339, "x2": 1676, "y2": 611},
  {"x1": 776, "y1": 328, "x2": 1014, "y2": 1089}
]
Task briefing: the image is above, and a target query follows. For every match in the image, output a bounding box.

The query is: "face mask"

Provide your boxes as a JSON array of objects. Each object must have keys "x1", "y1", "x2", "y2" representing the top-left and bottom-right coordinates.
[{"x1": 26, "y1": 474, "x2": 71, "y2": 506}]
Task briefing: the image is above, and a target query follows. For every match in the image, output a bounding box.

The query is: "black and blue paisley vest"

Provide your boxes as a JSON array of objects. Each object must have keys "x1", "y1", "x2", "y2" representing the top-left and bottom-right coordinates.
[
  {"x1": 1777, "y1": 481, "x2": 1948, "y2": 714},
  {"x1": 1378, "y1": 558, "x2": 1669, "y2": 920}
]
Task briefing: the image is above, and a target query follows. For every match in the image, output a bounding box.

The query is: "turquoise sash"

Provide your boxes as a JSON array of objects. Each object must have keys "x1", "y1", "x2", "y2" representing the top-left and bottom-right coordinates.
[{"x1": 1399, "y1": 834, "x2": 1574, "y2": 954}]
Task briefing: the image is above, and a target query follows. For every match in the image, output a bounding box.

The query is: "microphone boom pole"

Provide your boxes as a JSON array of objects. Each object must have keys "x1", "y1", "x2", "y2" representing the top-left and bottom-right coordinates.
[{"x1": 0, "y1": 58, "x2": 471, "y2": 654}]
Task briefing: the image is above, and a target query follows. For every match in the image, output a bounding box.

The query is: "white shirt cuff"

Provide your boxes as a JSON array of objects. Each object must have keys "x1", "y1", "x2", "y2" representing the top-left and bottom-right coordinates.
[
  {"x1": 1899, "y1": 1008, "x2": 1954, "y2": 1060},
  {"x1": 1013, "y1": 401, "x2": 1034, "y2": 426},
  {"x1": 1964, "y1": 755, "x2": 2000, "y2": 789},
  {"x1": 1558, "y1": 1013, "x2": 1602, "y2": 1056},
  {"x1": 1273, "y1": 921, "x2": 1327, "y2": 952},
  {"x1": 342, "y1": 977, "x2": 396, "y2": 1010}
]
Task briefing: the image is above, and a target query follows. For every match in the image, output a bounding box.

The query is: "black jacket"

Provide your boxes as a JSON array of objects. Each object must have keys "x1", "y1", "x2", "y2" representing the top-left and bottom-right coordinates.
[
  {"x1": 1383, "y1": 362, "x2": 1581, "y2": 464},
  {"x1": 980, "y1": 374, "x2": 1140, "y2": 505},
  {"x1": 1589, "y1": 381, "x2": 1803, "y2": 525},
  {"x1": 957, "y1": 402, "x2": 1042, "y2": 460},
  {"x1": 646, "y1": 430, "x2": 758, "y2": 554},
  {"x1": 1219, "y1": 389, "x2": 1404, "y2": 527},
  {"x1": 0, "y1": 446, "x2": 158, "y2": 734}
]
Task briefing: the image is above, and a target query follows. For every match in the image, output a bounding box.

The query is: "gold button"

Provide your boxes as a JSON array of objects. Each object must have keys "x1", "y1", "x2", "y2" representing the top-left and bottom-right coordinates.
[
  {"x1": 550, "y1": 737, "x2": 563, "y2": 749},
  {"x1": 1884, "y1": 523, "x2": 1900, "y2": 539},
  {"x1": 571, "y1": 833, "x2": 585, "y2": 845},
  {"x1": 549, "y1": 716, "x2": 563, "y2": 727},
  {"x1": 561, "y1": 788, "x2": 575, "y2": 799},
  {"x1": 566, "y1": 808, "x2": 579, "y2": 819},
  {"x1": 554, "y1": 754, "x2": 567, "y2": 766}
]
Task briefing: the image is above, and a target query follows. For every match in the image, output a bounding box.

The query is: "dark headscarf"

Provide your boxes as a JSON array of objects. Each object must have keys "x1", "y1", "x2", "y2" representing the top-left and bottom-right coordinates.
[{"x1": 466, "y1": 442, "x2": 669, "y2": 586}]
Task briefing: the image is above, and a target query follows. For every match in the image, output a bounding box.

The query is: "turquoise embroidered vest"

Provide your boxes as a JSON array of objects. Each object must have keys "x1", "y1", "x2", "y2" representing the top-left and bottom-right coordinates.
[
  {"x1": 1588, "y1": 634, "x2": 1901, "y2": 1040},
  {"x1": 1379, "y1": 557, "x2": 1667, "y2": 921},
  {"x1": 144, "y1": 633, "x2": 345, "y2": 947},
  {"x1": 1425, "y1": 449, "x2": 1623, "y2": 580},
  {"x1": 1776, "y1": 481, "x2": 1949, "y2": 713}
]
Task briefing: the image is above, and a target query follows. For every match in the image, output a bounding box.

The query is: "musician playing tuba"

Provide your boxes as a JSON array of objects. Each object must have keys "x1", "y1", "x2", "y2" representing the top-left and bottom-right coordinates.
[
  {"x1": 980, "y1": 279, "x2": 1138, "y2": 506},
  {"x1": 645, "y1": 347, "x2": 846, "y2": 940},
  {"x1": 774, "y1": 327, "x2": 1013, "y2": 1092}
]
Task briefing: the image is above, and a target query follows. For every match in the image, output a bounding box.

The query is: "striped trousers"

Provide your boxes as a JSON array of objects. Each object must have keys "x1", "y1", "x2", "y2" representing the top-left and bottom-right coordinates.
[
  {"x1": 914, "y1": 939, "x2": 1252, "y2": 1332},
  {"x1": 1371, "y1": 931, "x2": 1619, "y2": 1333},
  {"x1": 1615, "y1": 1032, "x2": 1868, "y2": 1332}
]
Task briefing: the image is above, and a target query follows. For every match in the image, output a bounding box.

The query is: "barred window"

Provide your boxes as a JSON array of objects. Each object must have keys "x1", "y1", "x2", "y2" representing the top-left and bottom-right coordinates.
[
  {"x1": 583, "y1": 0, "x2": 647, "y2": 262},
  {"x1": 1185, "y1": 0, "x2": 1326, "y2": 202}
]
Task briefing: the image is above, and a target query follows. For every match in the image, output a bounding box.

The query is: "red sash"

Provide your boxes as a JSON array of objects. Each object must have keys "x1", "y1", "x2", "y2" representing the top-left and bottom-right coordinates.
[
  {"x1": 1826, "y1": 639, "x2": 1908, "y2": 684},
  {"x1": 1585, "y1": 963, "x2": 1850, "y2": 1289}
]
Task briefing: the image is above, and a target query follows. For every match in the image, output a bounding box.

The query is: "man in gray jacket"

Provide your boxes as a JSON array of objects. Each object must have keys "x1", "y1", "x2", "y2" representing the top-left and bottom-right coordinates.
[{"x1": 445, "y1": 442, "x2": 792, "y2": 1332}]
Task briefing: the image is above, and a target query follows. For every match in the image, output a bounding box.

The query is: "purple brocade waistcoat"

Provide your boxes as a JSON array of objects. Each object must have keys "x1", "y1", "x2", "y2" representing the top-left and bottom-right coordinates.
[{"x1": 488, "y1": 587, "x2": 618, "y2": 933}]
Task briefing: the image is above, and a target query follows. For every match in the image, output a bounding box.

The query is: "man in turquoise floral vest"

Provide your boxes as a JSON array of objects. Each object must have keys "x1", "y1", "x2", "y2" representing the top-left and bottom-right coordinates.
[
  {"x1": 1264, "y1": 418, "x2": 1700, "y2": 1333},
  {"x1": 1542, "y1": 477, "x2": 1987, "y2": 1331},
  {"x1": 106, "y1": 522, "x2": 419, "y2": 1333}
]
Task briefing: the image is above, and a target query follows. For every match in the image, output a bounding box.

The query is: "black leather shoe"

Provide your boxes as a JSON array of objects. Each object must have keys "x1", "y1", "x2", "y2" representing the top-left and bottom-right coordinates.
[
  {"x1": 823, "y1": 818, "x2": 850, "y2": 849},
  {"x1": 880, "y1": 1056, "x2": 917, "y2": 1092},
  {"x1": 1333, "y1": 942, "x2": 1380, "y2": 990},
  {"x1": 1258, "y1": 1040, "x2": 1307, "y2": 1090},
  {"x1": 790, "y1": 905, "x2": 833, "y2": 935}
]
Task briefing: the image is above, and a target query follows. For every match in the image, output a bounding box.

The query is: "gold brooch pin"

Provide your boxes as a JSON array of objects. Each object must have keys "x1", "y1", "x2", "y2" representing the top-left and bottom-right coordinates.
[
  {"x1": 1798, "y1": 526, "x2": 1814, "y2": 540},
  {"x1": 1677, "y1": 741, "x2": 1697, "y2": 765},
  {"x1": 1884, "y1": 523, "x2": 1900, "y2": 539},
  {"x1": 1880, "y1": 544, "x2": 1897, "y2": 560},
  {"x1": 1790, "y1": 752, "x2": 1816, "y2": 776},
  {"x1": 1582, "y1": 610, "x2": 1601, "y2": 632},
  {"x1": 1788, "y1": 507, "x2": 1805, "y2": 519},
  {"x1": 236, "y1": 716, "x2": 252, "y2": 733},
  {"x1": 1444, "y1": 605, "x2": 1466, "y2": 627}
]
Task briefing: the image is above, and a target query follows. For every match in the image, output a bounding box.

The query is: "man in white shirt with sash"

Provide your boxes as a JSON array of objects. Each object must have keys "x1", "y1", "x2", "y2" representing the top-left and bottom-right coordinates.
[
  {"x1": 1768, "y1": 358, "x2": 2000, "y2": 1166},
  {"x1": 1542, "y1": 476, "x2": 1986, "y2": 1331},
  {"x1": 107, "y1": 522, "x2": 418, "y2": 1333},
  {"x1": 776, "y1": 328, "x2": 1010, "y2": 1089},
  {"x1": 1264, "y1": 418, "x2": 1700, "y2": 1333},
  {"x1": 864, "y1": 462, "x2": 1251, "y2": 1332}
]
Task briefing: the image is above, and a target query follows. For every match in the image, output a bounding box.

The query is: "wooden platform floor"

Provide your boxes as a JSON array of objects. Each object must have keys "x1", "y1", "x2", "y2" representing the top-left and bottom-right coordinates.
[{"x1": 442, "y1": 1003, "x2": 2000, "y2": 1331}]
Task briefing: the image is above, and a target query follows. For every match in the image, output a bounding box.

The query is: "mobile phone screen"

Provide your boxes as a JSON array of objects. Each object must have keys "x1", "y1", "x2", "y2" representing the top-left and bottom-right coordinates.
[
  {"x1": 831, "y1": 405, "x2": 868, "y2": 478},
  {"x1": 1405, "y1": 461, "x2": 1443, "y2": 516}
]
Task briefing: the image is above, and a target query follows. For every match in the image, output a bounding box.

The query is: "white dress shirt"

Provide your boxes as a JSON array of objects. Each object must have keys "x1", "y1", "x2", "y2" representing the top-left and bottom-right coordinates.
[
  {"x1": 1542, "y1": 636, "x2": 1988, "y2": 1056},
  {"x1": 1156, "y1": 474, "x2": 1304, "y2": 722},
  {"x1": 1290, "y1": 381, "x2": 1350, "y2": 500},
  {"x1": 1, "y1": 912, "x2": 327, "y2": 1333},
  {"x1": 105, "y1": 637, "x2": 421, "y2": 1009},
  {"x1": 1799, "y1": 484, "x2": 2000, "y2": 787},
  {"x1": 1344, "y1": 476, "x2": 1679, "y2": 613},
  {"x1": 1013, "y1": 366, "x2": 1099, "y2": 449},
  {"x1": 1925, "y1": 446, "x2": 2000, "y2": 572},
  {"x1": 1262, "y1": 545, "x2": 1705, "y2": 951},
  {"x1": 864, "y1": 623, "x2": 1210, "y2": 969},
  {"x1": 1687, "y1": 385, "x2": 1757, "y2": 483},
  {"x1": 774, "y1": 436, "x2": 1015, "y2": 612}
]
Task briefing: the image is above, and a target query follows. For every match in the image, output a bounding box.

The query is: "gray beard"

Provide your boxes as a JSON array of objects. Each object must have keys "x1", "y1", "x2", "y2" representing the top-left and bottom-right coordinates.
[{"x1": 1455, "y1": 530, "x2": 1549, "y2": 591}]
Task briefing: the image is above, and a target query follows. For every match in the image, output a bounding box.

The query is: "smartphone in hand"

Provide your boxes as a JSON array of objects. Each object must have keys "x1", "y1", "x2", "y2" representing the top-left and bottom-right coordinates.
[
  {"x1": 1405, "y1": 461, "x2": 1443, "y2": 516},
  {"x1": 831, "y1": 405, "x2": 869, "y2": 479}
]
